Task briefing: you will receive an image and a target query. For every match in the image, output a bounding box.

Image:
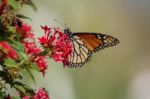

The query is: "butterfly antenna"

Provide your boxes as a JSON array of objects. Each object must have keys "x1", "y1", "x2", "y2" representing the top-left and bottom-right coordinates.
[
  {"x1": 54, "y1": 19, "x2": 66, "y2": 29},
  {"x1": 54, "y1": 19, "x2": 71, "y2": 32},
  {"x1": 64, "y1": 24, "x2": 70, "y2": 29},
  {"x1": 64, "y1": 24, "x2": 67, "y2": 28}
]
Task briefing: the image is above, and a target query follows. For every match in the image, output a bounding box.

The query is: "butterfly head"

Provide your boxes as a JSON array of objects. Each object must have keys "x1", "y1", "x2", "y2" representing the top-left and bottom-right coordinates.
[{"x1": 64, "y1": 28, "x2": 73, "y2": 39}]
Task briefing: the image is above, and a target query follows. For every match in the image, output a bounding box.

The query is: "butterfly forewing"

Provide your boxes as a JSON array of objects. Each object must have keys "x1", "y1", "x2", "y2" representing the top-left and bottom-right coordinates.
[{"x1": 73, "y1": 33, "x2": 119, "y2": 53}]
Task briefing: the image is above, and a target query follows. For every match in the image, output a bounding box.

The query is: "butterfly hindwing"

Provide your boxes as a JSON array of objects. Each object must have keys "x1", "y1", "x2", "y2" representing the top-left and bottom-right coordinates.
[{"x1": 67, "y1": 35, "x2": 91, "y2": 67}]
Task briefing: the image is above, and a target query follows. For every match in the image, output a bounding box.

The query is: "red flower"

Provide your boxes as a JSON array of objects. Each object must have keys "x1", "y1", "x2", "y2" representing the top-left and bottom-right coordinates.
[
  {"x1": 52, "y1": 37, "x2": 73, "y2": 65},
  {"x1": 23, "y1": 42, "x2": 48, "y2": 75},
  {"x1": 35, "y1": 56, "x2": 48, "y2": 75},
  {"x1": 33, "y1": 88, "x2": 50, "y2": 99},
  {"x1": 38, "y1": 26, "x2": 52, "y2": 48},
  {"x1": 41, "y1": 25, "x2": 51, "y2": 35},
  {"x1": 39, "y1": 26, "x2": 73, "y2": 65},
  {"x1": 38, "y1": 36, "x2": 49, "y2": 46},
  {"x1": 22, "y1": 96, "x2": 30, "y2": 99},
  {"x1": 7, "y1": 48, "x2": 18, "y2": 60},
  {"x1": 16, "y1": 23, "x2": 34, "y2": 40},
  {"x1": 0, "y1": 0, "x2": 7, "y2": 13},
  {"x1": 0, "y1": 41, "x2": 18, "y2": 60}
]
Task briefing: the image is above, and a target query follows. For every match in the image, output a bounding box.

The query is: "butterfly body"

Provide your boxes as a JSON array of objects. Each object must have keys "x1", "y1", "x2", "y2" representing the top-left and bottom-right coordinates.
[{"x1": 64, "y1": 28, "x2": 119, "y2": 68}]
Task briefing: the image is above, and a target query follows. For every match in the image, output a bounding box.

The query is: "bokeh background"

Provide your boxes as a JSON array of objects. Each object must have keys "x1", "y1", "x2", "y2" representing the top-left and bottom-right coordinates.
[{"x1": 22, "y1": 0, "x2": 150, "y2": 99}]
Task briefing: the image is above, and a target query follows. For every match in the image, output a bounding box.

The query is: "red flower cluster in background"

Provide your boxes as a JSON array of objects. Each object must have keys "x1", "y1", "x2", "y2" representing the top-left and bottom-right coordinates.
[
  {"x1": 0, "y1": 41, "x2": 18, "y2": 60},
  {"x1": 0, "y1": 0, "x2": 7, "y2": 13},
  {"x1": 33, "y1": 88, "x2": 50, "y2": 99},
  {"x1": 23, "y1": 88, "x2": 50, "y2": 99},
  {"x1": 0, "y1": 0, "x2": 55, "y2": 98},
  {"x1": 16, "y1": 23, "x2": 48, "y2": 75},
  {"x1": 39, "y1": 25, "x2": 73, "y2": 66}
]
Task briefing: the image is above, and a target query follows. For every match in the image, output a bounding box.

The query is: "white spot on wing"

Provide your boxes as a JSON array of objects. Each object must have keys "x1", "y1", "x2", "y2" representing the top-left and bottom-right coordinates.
[
  {"x1": 74, "y1": 36, "x2": 80, "y2": 39},
  {"x1": 80, "y1": 48, "x2": 88, "y2": 59},
  {"x1": 77, "y1": 55, "x2": 81, "y2": 63},
  {"x1": 81, "y1": 45, "x2": 89, "y2": 54},
  {"x1": 76, "y1": 39, "x2": 84, "y2": 45},
  {"x1": 80, "y1": 53, "x2": 85, "y2": 62},
  {"x1": 73, "y1": 40, "x2": 80, "y2": 55},
  {"x1": 73, "y1": 52, "x2": 77, "y2": 63}
]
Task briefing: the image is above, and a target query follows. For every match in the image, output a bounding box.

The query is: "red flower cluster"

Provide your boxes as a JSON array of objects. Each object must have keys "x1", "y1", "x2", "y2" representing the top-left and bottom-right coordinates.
[
  {"x1": 22, "y1": 96, "x2": 29, "y2": 99},
  {"x1": 23, "y1": 88, "x2": 50, "y2": 99},
  {"x1": 39, "y1": 25, "x2": 73, "y2": 65},
  {"x1": 0, "y1": 0, "x2": 7, "y2": 13},
  {"x1": 16, "y1": 23, "x2": 48, "y2": 75},
  {"x1": 33, "y1": 88, "x2": 50, "y2": 99},
  {"x1": 0, "y1": 41, "x2": 18, "y2": 60}
]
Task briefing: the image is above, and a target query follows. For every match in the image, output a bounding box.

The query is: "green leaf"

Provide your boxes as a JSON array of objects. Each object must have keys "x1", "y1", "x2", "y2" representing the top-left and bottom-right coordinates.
[
  {"x1": 7, "y1": 26, "x2": 16, "y2": 33},
  {"x1": 11, "y1": 97, "x2": 20, "y2": 99},
  {"x1": 30, "y1": 63, "x2": 39, "y2": 72},
  {"x1": 17, "y1": 14, "x2": 32, "y2": 21},
  {"x1": 8, "y1": 0, "x2": 19, "y2": 10},
  {"x1": 0, "y1": 91, "x2": 6, "y2": 99},
  {"x1": 25, "y1": 1, "x2": 37, "y2": 11},
  {"x1": 4, "y1": 58, "x2": 18, "y2": 68},
  {"x1": 0, "y1": 29, "x2": 9, "y2": 41},
  {"x1": 26, "y1": 69, "x2": 36, "y2": 84},
  {"x1": 13, "y1": 84, "x2": 27, "y2": 95},
  {"x1": 10, "y1": 41, "x2": 29, "y2": 60},
  {"x1": 39, "y1": 49, "x2": 49, "y2": 56},
  {"x1": 16, "y1": 52, "x2": 27, "y2": 61},
  {"x1": 12, "y1": 81, "x2": 34, "y2": 96},
  {"x1": 19, "y1": 52, "x2": 29, "y2": 60},
  {"x1": 11, "y1": 41, "x2": 24, "y2": 52}
]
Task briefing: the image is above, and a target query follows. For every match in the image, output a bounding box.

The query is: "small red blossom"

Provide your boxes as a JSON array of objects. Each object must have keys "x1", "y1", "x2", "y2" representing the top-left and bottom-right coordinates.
[
  {"x1": 38, "y1": 26, "x2": 51, "y2": 47},
  {"x1": 38, "y1": 36, "x2": 49, "y2": 46},
  {"x1": 16, "y1": 23, "x2": 34, "y2": 40},
  {"x1": 41, "y1": 25, "x2": 51, "y2": 35},
  {"x1": 0, "y1": 41, "x2": 18, "y2": 60},
  {"x1": 7, "y1": 48, "x2": 18, "y2": 60},
  {"x1": 35, "y1": 56, "x2": 48, "y2": 75},
  {"x1": 33, "y1": 88, "x2": 50, "y2": 99},
  {"x1": 39, "y1": 25, "x2": 73, "y2": 65},
  {"x1": 22, "y1": 96, "x2": 30, "y2": 99}
]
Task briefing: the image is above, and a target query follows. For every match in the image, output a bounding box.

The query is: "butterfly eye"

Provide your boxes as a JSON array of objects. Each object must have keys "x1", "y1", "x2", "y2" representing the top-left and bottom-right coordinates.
[{"x1": 64, "y1": 28, "x2": 73, "y2": 39}]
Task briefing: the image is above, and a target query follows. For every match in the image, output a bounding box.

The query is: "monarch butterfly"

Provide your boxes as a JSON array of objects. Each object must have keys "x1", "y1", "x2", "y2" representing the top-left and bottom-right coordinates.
[{"x1": 63, "y1": 28, "x2": 119, "y2": 68}]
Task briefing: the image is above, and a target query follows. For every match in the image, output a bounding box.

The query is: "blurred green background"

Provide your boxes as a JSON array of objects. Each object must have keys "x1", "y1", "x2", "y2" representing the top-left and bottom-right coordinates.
[{"x1": 22, "y1": 0, "x2": 150, "y2": 99}]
